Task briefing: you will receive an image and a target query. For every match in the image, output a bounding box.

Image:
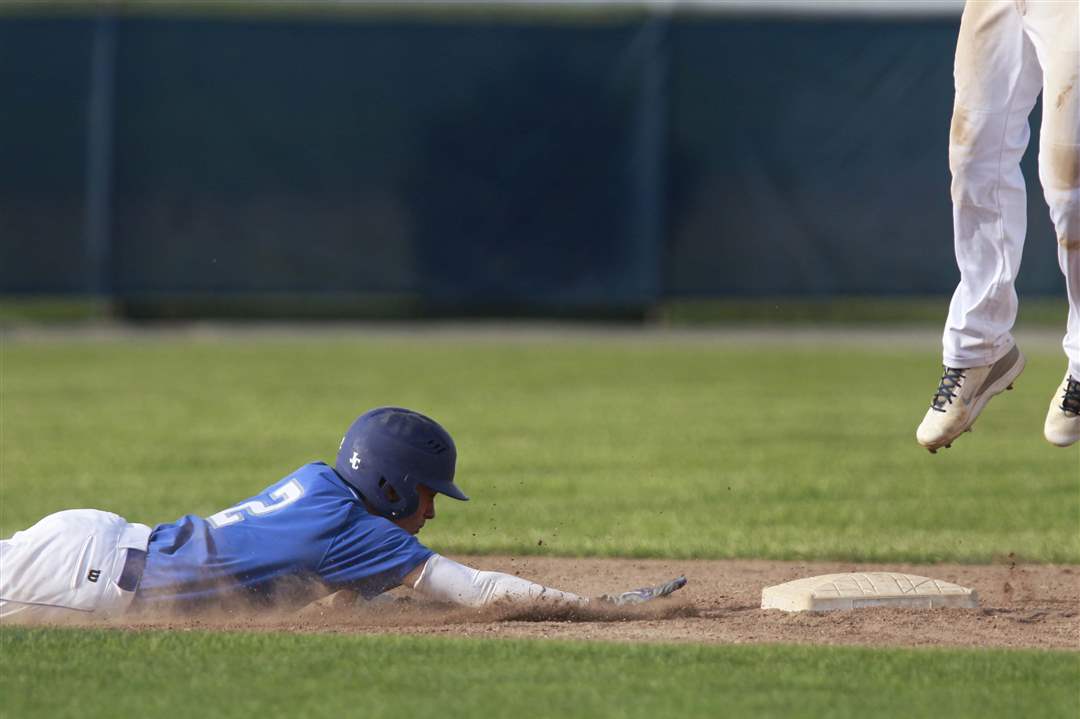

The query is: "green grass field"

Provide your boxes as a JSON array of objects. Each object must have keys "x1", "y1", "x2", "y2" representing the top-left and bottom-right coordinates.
[
  {"x1": 2, "y1": 334, "x2": 1077, "y2": 561},
  {"x1": 2, "y1": 628, "x2": 1077, "y2": 719},
  {"x1": 1, "y1": 331, "x2": 1077, "y2": 719}
]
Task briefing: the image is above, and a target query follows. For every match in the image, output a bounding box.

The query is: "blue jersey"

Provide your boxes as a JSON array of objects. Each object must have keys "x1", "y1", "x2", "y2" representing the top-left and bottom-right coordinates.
[{"x1": 135, "y1": 462, "x2": 433, "y2": 607}]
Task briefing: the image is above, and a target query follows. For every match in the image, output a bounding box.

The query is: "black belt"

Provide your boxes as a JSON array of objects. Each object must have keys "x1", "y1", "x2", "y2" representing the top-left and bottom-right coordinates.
[{"x1": 118, "y1": 548, "x2": 147, "y2": 592}]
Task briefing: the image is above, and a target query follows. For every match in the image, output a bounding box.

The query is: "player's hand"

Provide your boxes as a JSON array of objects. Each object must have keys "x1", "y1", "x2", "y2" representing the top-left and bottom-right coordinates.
[{"x1": 596, "y1": 575, "x2": 687, "y2": 606}]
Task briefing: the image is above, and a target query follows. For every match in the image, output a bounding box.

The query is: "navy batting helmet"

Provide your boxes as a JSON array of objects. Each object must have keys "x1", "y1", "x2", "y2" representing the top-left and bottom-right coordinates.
[{"x1": 334, "y1": 407, "x2": 468, "y2": 520}]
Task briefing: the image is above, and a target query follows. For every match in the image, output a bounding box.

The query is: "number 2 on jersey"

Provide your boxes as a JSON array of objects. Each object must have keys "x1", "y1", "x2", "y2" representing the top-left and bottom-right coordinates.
[{"x1": 207, "y1": 479, "x2": 304, "y2": 528}]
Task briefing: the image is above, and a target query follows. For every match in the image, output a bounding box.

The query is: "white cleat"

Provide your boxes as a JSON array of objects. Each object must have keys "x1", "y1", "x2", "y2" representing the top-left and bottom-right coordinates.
[
  {"x1": 916, "y1": 345, "x2": 1026, "y2": 453},
  {"x1": 1043, "y1": 374, "x2": 1080, "y2": 448}
]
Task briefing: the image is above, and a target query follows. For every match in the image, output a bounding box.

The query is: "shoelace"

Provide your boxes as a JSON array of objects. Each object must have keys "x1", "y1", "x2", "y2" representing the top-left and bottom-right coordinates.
[
  {"x1": 1061, "y1": 376, "x2": 1080, "y2": 416},
  {"x1": 930, "y1": 367, "x2": 965, "y2": 412}
]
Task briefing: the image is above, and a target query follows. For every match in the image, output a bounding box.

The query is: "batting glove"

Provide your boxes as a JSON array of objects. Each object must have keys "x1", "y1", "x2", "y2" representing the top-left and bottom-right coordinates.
[{"x1": 597, "y1": 575, "x2": 687, "y2": 606}]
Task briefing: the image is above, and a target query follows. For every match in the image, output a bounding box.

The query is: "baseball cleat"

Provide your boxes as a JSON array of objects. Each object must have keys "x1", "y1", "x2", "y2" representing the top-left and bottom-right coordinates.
[
  {"x1": 916, "y1": 345, "x2": 1026, "y2": 453},
  {"x1": 1043, "y1": 374, "x2": 1080, "y2": 447}
]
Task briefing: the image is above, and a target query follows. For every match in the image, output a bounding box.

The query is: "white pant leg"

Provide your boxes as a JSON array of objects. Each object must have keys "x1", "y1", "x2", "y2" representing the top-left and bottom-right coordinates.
[
  {"x1": 944, "y1": 0, "x2": 1044, "y2": 368},
  {"x1": 0, "y1": 510, "x2": 151, "y2": 624},
  {"x1": 1023, "y1": 0, "x2": 1080, "y2": 378}
]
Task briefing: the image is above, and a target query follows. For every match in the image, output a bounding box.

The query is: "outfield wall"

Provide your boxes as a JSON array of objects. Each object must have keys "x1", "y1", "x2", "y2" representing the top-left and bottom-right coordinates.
[{"x1": 0, "y1": 3, "x2": 1064, "y2": 312}]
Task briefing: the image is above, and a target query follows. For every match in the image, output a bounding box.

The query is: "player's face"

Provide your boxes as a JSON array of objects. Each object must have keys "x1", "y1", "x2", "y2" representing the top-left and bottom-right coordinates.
[{"x1": 394, "y1": 484, "x2": 437, "y2": 535}]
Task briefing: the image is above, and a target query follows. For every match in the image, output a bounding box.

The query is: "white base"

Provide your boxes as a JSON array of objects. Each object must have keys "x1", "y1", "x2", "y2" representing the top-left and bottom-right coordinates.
[{"x1": 761, "y1": 572, "x2": 978, "y2": 612}]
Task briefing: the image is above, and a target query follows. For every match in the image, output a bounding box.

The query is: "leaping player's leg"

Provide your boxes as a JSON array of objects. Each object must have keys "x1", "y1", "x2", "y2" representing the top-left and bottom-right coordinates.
[
  {"x1": 918, "y1": 0, "x2": 1042, "y2": 452},
  {"x1": 1024, "y1": 0, "x2": 1080, "y2": 446}
]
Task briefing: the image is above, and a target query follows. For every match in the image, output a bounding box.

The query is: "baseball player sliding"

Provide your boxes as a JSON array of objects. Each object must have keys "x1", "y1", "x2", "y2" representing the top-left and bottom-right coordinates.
[
  {"x1": 917, "y1": 0, "x2": 1080, "y2": 452},
  {"x1": 0, "y1": 407, "x2": 686, "y2": 622}
]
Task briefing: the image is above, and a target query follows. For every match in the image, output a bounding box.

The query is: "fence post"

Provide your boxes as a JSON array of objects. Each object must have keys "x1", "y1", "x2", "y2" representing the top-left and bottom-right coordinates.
[
  {"x1": 83, "y1": 13, "x2": 117, "y2": 298},
  {"x1": 629, "y1": 12, "x2": 669, "y2": 307}
]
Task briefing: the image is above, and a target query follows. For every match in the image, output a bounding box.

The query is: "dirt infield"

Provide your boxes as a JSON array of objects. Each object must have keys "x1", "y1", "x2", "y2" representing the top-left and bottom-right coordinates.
[{"x1": 109, "y1": 556, "x2": 1079, "y2": 650}]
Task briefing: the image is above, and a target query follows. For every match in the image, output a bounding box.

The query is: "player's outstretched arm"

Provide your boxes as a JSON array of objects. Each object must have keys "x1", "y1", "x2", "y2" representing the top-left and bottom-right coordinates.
[
  {"x1": 408, "y1": 554, "x2": 587, "y2": 607},
  {"x1": 407, "y1": 554, "x2": 686, "y2": 609}
]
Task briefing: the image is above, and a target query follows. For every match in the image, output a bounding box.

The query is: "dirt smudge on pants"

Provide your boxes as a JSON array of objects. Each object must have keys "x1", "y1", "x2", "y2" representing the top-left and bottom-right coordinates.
[
  {"x1": 1059, "y1": 234, "x2": 1080, "y2": 251},
  {"x1": 950, "y1": 105, "x2": 975, "y2": 147},
  {"x1": 1056, "y1": 82, "x2": 1074, "y2": 110},
  {"x1": 1044, "y1": 143, "x2": 1080, "y2": 190}
]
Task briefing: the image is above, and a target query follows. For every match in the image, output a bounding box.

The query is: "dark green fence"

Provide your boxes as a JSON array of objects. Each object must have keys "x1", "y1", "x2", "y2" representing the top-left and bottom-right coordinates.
[{"x1": 0, "y1": 7, "x2": 1064, "y2": 313}]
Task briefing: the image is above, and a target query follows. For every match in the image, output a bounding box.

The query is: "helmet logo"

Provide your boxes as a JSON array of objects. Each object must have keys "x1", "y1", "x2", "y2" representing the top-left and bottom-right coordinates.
[{"x1": 349, "y1": 451, "x2": 362, "y2": 470}]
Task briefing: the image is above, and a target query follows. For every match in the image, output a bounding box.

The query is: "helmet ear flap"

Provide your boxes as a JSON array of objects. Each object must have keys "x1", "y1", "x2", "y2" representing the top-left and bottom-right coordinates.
[
  {"x1": 377, "y1": 477, "x2": 401, "y2": 504},
  {"x1": 371, "y1": 474, "x2": 417, "y2": 520}
]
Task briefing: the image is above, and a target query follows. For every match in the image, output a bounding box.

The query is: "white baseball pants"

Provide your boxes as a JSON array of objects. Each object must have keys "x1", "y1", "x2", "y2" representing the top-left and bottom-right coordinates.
[
  {"x1": 944, "y1": 0, "x2": 1080, "y2": 377},
  {"x1": 0, "y1": 510, "x2": 151, "y2": 623}
]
